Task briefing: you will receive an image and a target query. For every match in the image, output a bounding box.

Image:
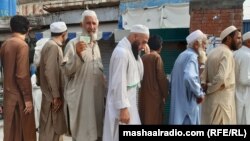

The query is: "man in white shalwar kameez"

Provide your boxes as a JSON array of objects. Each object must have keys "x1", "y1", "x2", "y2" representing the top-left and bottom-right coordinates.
[
  {"x1": 33, "y1": 38, "x2": 50, "y2": 67},
  {"x1": 32, "y1": 38, "x2": 49, "y2": 130},
  {"x1": 103, "y1": 24, "x2": 149, "y2": 141},
  {"x1": 31, "y1": 73, "x2": 42, "y2": 130},
  {"x1": 234, "y1": 31, "x2": 250, "y2": 124},
  {"x1": 62, "y1": 10, "x2": 105, "y2": 141}
]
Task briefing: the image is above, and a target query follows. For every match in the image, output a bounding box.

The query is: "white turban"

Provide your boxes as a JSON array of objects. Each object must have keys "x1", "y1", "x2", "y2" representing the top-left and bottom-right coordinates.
[
  {"x1": 130, "y1": 24, "x2": 150, "y2": 36},
  {"x1": 220, "y1": 25, "x2": 237, "y2": 41},
  {"x1": 243, "y1": 31, "x2": 250, "y2": 41},
  {"x1": 82, "y1": 10, "x2": 98, "y2": 22},
  {"x1": 186, "y1": 29, "x2": 206, "y2": 44},
  {"x1": 50, "y1": 21, "x2": 67, "y2": 33}
]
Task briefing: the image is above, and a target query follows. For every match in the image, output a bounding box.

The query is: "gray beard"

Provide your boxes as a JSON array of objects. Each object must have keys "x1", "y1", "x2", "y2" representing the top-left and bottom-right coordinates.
[{"x1": 82, "y1": 30, "x2": 98, "y2": 41}]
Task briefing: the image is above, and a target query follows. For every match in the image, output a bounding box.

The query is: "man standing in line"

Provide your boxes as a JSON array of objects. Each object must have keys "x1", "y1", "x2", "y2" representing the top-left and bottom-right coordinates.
[
  {"x1": 39, "y1": 21, "x2": 68, "y2": 141},
  {"x1": 103, "y1": 24, "x2": 149, "y2": 141},
  {"x1": 201, "y1": 25, "x2": 241, "y2": 124},
  {"x1": 233, "y1": 31, "x2": 250, "y2": 124},
  {"x1": 63, "y1": 10, "x2": 105, "y2": 141},
  {"x1": 0, "y1": 15, "x2": 36, "y2": 141},
  {"x1": 32, "y1": 37, "x2": 49, "y2": 131},
  {"x1": 31, "y1": 68, "x2": 42, "y2": 131},
  {"x1": 139, "y1": 35, "x2": 169, "y2": 125},
  {"x1": 169, "y1": 30, "x2": 207, "y2": 125}
]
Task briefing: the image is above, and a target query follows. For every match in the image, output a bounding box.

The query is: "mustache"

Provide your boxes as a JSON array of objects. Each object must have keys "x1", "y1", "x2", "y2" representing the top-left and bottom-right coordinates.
[{"x1": 82, "y1": 29, "x2": 98, "y2": 41}]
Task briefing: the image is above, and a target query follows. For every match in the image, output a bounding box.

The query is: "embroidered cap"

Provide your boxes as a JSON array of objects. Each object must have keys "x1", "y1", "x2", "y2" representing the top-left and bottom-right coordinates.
[
  {"x1": 220, "y1": 25, "x2": 237, "y2": 41},
  {"x1": 130, "y1": 24, "x2": 150, "y2": 36},
  {"x1": 50, "y1": 21, "x2": 67, "y2": 33},
  {"x1": 186, "y1": 29, "x2": 206, "y2": 44},
  {"x1": 243, "y1": 31, "x2": 250, "y2": 41}
]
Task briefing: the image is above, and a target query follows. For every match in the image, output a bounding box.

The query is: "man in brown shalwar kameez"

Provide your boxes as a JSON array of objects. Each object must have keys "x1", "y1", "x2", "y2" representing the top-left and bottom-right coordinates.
[
  {"x1": 0, "y1": 15, "x2": 36, "y2": 141},
  {"x1": 139, "y1": 35, "x2": 169, "y2": 124},
  {"x1": 39, "y1": 21, "x2": 68, "y2": 141}
]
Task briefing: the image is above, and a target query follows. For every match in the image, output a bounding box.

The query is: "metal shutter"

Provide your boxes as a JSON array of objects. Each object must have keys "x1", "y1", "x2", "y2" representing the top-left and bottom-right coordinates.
[{"x1": 160, "y1": 42, "x2": 186, "y2": 124}]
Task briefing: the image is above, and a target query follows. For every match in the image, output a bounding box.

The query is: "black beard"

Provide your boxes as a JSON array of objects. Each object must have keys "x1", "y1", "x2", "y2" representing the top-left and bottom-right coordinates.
[
  {"x1": 131, "y1": 41, "x2": 140, "y2": 60},
  {"x1": 230, "y1": 41, "x2": 238, "y2": 51}
]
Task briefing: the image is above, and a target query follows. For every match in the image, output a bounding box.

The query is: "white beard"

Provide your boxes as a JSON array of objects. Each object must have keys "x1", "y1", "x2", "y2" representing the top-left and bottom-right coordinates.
[
  {"x1": 198, "y1": 47, "x2": 207, "y2": 64},
  {"x1": 91, "y1": 32, "x2": 98, "y2": 41},
  {"x1": 82, "y1": 29, "x2": 98, "y2": 41}
]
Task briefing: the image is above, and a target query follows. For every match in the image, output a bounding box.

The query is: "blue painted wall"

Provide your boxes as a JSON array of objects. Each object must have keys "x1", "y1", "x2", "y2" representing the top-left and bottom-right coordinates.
[
  {"x1": 243, "y1": 20, "x2": 250, "y2": 34},
  {"x1": 118, "y1": 0, "x2": 190, "y2": 29},
  {"x1": 0, "y1": 0, "x2": 16, "y2": 17}
]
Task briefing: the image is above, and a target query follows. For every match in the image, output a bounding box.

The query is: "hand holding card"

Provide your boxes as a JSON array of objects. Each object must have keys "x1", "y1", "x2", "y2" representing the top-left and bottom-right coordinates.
[{"x1": 80, "y1": 36, "x2": 91, "y2": 44}]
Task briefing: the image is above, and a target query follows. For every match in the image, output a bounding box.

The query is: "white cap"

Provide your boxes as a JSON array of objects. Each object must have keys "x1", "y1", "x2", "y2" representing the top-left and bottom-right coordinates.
[
  {"x1": 82, "y1": 10, "x2": 98, "y2": 22},
  {"x1": 186, "y1": 30, "x2": 206, "y2": 44},
  {"x1": 220, "y1": 25, "x2": 237, "y2": 40},
  {"x1": 130, "y1": 24, "x2": 150, "y2": 36},
  {"x1": 50, "y1": 22, "x2": 67, "y2": 33},
  {"x1": 243, "y1": 31, "x2": 250, "y2": 41}
]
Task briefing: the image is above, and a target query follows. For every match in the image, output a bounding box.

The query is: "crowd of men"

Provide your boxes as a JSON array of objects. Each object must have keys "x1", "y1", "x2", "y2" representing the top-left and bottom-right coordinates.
[{"x1": 0, "y1": 8, "x2": 250, "y2": 141}]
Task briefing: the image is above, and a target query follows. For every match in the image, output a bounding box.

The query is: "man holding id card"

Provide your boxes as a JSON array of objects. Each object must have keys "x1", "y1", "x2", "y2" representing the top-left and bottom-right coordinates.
[{"x1": 62, "y1": 10, "x2": 105, "y2": 141}]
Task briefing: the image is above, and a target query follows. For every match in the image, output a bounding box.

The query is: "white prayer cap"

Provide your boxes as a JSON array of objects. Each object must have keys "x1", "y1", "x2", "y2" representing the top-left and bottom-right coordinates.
[
  {"x1": 130, "y1": 24, "x2": 150, "y2": 36},
  {"x1": 50, "y1": 21, "x2": 67, "y2": 33},
  {"x1": 82, "y1": 10, "x2": 98, "y2": 22},
  {"x1": 186, "y1": 30, "x2": 206, "y2": 44},
  {"x1": 243, "y1": 31, "x2": 250, "y2": 41},
  {"x1": 220, "y1": 25, "x2": 237, "y2": 40}
]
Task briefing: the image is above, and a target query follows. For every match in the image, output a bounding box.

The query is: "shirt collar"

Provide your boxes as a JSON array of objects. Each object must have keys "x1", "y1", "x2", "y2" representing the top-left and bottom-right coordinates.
[
  {"x1": 187, "y1": 47, "x2": 198, "y2": 57},
  {"x1": 123, "y1": 37, "x2": 132, "y2": 50},
  {"x1": 241, "y1": 45, "x2": 250, "y2": 51}
]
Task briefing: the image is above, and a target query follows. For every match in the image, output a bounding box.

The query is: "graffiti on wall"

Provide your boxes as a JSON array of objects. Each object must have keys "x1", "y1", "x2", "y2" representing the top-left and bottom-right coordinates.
[{"x1": 206, "y1": 35, "x2": 221, "y2": 54}]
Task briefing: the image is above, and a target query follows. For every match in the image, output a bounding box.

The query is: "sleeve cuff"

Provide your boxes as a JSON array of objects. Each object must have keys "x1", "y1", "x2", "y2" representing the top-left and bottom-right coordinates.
[
  {"x1": 51, "y1": 91, "x2": 60, "y2": 98},
  {"x1": 24, "y1": 95, "x2": 32, "y2": 102},
  {"x1": 114, "y1": 99, "x2": 130, "y2": 109}
]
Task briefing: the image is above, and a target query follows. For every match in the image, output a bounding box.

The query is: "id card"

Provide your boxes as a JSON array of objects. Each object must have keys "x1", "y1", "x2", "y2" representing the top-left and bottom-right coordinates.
[{"x1": 80, "y1": 36, "x2": 90, "y2": 44}]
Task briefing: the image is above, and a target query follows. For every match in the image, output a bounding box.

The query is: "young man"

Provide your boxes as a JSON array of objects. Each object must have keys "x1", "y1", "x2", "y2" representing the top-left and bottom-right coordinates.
[
  {"x1": 139, "y1": 35, "x2": 169, "y2": 124},
  {"x1": 0, "y1": 15, "x2": 36, "y2": 141}
]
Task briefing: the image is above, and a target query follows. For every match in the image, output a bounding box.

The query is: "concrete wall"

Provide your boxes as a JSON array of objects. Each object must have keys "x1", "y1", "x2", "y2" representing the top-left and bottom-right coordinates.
[{"x1": 37, "y1": 6, "x2": 119, "y2": 26}]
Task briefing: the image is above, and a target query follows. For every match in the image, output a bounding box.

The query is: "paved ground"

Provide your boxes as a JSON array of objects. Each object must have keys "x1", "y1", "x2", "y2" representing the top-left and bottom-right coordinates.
[{"x1": 0, "y1": 119, "x2": 72, "y2": 141}]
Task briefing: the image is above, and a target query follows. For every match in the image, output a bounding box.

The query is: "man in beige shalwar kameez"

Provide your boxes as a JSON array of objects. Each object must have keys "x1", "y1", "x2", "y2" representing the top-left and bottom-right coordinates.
[
  {"x1": 63, "y1": 10, "x2": 105, "y2": 141},
  {"x1": 39, "y1": 22, "x2": 68, "y2": 141},
  {"x1": 201, "y1": 25, "x2": 241, "y2": 124}
]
